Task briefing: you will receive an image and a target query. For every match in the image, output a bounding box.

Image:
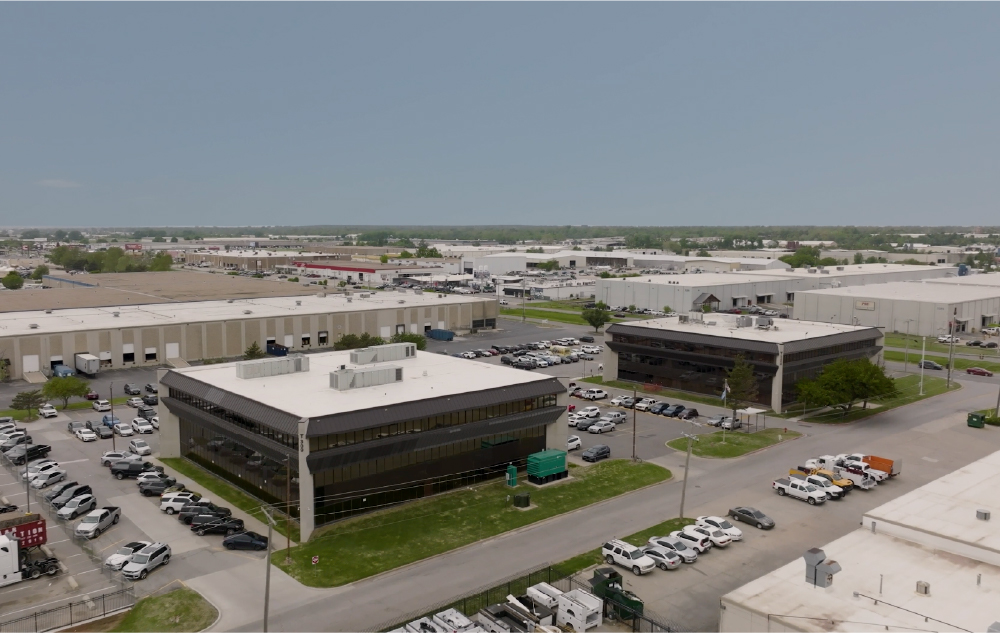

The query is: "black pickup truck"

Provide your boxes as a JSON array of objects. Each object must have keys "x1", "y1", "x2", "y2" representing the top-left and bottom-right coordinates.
[{"x1": 6, "y1": 444, "x2": 52, "y2": 465}]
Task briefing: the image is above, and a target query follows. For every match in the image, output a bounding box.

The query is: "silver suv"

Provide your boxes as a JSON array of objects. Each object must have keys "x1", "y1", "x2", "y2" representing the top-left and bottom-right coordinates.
[{"x1": 122, "y1": 542, "x2": 171, "y2": 580}]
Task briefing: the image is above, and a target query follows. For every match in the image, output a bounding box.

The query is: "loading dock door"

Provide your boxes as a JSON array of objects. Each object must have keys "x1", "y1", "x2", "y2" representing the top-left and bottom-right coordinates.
[
  {"x1": 50, "y1": 356, "x2": 64, "y2": 370},
  {"x1": 166, "y1": 343, "x2": 180, "y2": 358},
  {"x1": 284, "y1": 334, "x2": 294, "y2": 348},
  {"x1": 22, "y1": 355, "x2": 39, "y2": 373}
]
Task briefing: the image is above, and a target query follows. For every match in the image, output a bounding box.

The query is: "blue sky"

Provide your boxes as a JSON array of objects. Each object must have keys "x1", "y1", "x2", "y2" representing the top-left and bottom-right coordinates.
[{"x1": 3, "y1": 3, "x2": 999, "y2": 227}]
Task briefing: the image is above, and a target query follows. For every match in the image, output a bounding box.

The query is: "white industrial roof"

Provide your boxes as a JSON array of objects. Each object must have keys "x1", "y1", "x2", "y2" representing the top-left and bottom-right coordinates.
[
  {"x1": 170, "y1": 348, "x2": 552, "y2": 419},
  {"x1": 721, "y1": 450, "x2": 1000, "y2": 632},
  {"x1": 928, "y1": 273, "x2": 1000, "y2": 288},
  {"x1": 189, "y1": 250, "x2": 327, "y2": 258},
  {"x1": 620, "y1": 314, "x2": 874, "y2": 344},
  {"x1": 0, "y1": 292, "x2": 493, "y2": 337},
  {"x1": 602, "y1": 272, "x2": 796, "y2": 287},
  {"x1": 737, "y1": 263, "x2": 948, "y2": 278},
  {"x1": 798, "y1": 281, "x2": 1000, "y2": 302}
]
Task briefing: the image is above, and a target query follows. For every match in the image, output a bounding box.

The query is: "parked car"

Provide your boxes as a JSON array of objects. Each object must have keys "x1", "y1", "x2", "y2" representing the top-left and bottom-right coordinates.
[
  {"x1": 105, "y1": 541, "x2": 152, "y2": 571},
  {"x1": 160, "y1": 492, "x2": 205, "y2": 514},
  {"x1": 178, "y1": 502, "x2": 231, "y2": 524},
  {"x1": 111, "y1": 461, "x2": 148, "y2": 480},
  {"x1": 38, "y1": 404, "x2": 58, "y2": 418},
  {"x1": 679, "y1": 408, "x2": 700, "y2": 420},
  {"x1": 919, "y1": 360, "x2": 943, "y2": 370},
  {"x1": 45, "y1": 480, "x2": 79, "y2": 503},
  {"x1": 721, "y1": 418, "x2": 743, "y2": 430},
  {"x1": 75, "y1": 506, "x2": 121, "y2": 539},
  {"x1": 579, "y1": 336, "x2": 595, "y2": 343},
  {"x1": 575, "y1": 417, "x2": 598, "y2": 430},
  {"x1": 122, "y1": 543, "x2": 171, "y2": 580},
  {"x1": 603, "y1": 411, "x2": 628, "y2": 424},
  {"x1": 102, "y1": 414, "x2": 121, "y2": 428},
  {"x1": 149, "y1": 417, "x2": 159, "y2": 430},
  {"x1": 567, "y1": 435, "x2": 582, "y2": 451},
  {"x1": 67, "y1": 421, "x2": 86, "y2": 434},
  {"x1": 144, "y1": 384, "x2": 158, "y2": 394},
  {"x1": 0, "y1": 435, "x2": 32, "y2": 453},
  {"x1": 6, "y1": 444, "x2": 51, "y2": 465},
  {"x1": 581, "y1": 445, "x2": 610, "y2": 462},
  {"x1": 967, "y1": 367, "x2": 994, "y2": 377},
  {"x1": 728, "y1": 506, "x2": 775, "y2": 529},
  {"x1": 23, "y1": 460, "x2": 60, "y2": 481},
  {"x1": 75, "y1": 427, "x2": 98, "y2": 442},
  {"x1": 142, "y1": 394, "x2": 158, "y2": 406},
  {"x1": 123, "y1": 384, "x2": 142, "y2": 396},
  {"x1": 87, "y1": 421, "x2": 114, "y2": 439},
  {"x1": 601, "y1": 540, "x2": 656, "y2": 576},
  {"x1": 101, "y1": 451, "x2": 140, "y2": 467},
  {"x1": 191, "y1": 516, "x2": 245, "y2": 536},
  {"x1": 85, "y1": 390, "x2": 100, "y2": 400},
  {"x1": 695, "y1": 515, "x2": 743, "y2": 541},
  {"x1": 705, "y1": 415, "x2": 730, "y2": 427},
  {"x1": 648, "y1": 402, "x2": 670, "y2": 415},
  {"x1": 126, "y1": 397, "x2": 144, "y2": 408},
  {"x1": 609, "y1": 395, "x2": 633, "y2": 407},
  {"x1": 31, "y1": 467, "x2": 67, "y2": 489},
  {"x1": 128, "y1": 439, "x2": 152, "y2": 456},
  {"x1": 56, "y1": 493, "x2": 97, "y2": 519},
  {"x1": 579, "y1": 406, "x2": 602, "y2": 418},
  {"x1": 641, "y1": 546, "x2": 682, "y2": 570},
  {"x1": 646, "y1": 536, "x2": 698, "y2": 563},
  {"x1": 92, "y1": 400, "x2": 112, "y2": 412},
  {"x1": 582, "y1": 389, "x2": 608, "y2": 401},
  {"x1": 131, "y1": 418, "x2": 154, "y2": 434},
  {"x1": 662, "y1": 404, "x2": 686, "y2": 417},
  {"x1": 588, "y1": 420, "x2": 615, "y2": 434},
  {"x1": 222, "y1": 531, "x2": 268, "y2": 551},
  {"x1": 634, "y1": 398, "x2": 658, "y2": 412},
  {"x1": 683, "y1": 524, "x2": 731, "y2": 548},
  {"x1": 51, "y1": 484, "x2": 94, "y2": 510}
]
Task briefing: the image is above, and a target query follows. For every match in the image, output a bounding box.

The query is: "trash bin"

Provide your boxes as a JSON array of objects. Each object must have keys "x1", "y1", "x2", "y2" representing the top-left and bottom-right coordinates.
[
  {"x1": 968, "y1": 412, "x2": 985, "y2": 428},
  {"x1": 513, "y1": 492, "x2": 530, "y2": 508}
]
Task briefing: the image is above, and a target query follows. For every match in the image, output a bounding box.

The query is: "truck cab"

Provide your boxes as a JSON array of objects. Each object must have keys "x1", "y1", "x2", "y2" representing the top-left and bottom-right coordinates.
[{"x1": 773, "y1": 478, "x2": 827, "y2": 505}]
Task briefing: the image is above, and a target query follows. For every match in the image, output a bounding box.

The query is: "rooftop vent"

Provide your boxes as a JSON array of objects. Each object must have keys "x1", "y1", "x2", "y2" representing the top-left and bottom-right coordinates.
[
  {"x1": 29, "y1": 323, "x2": 39, "y2": 329},
  {"x1": 836, "y1": 266, "x2": 844, "y2": 271},
  {"x1": 243, "y1": 310, "x2": 252, "y2": 315},
  {"x1": 236, "y1": 354, "x2": 310, "y2": 379},
  {"x1": 317, "y1": 292, "x2": 326, "y2": 298},
  {"x1": 359, "y1": 293, "x2": 370, "y2": 299},
  {"x1": 821, "y1": 269, "x2": 830, "y2": 274},
  {"x1": 44, "y1": 309, "x2": 52, "y2": 314},
  {"x1": 113, "y1": 312, "x2": 120, "y2": 317},
  {"x1": 807, "y1": 268, "x2": 817, "y2": 274},
  {"x1": 330, "y1": 364, "x2": 403, "y2": 391},
  {"x1": 295, "y1": 300, "x2": 302, "y2": 306},
  {"x1": 736, "y1": 315, "x2": 753, "y2": 328},
  {"x1": 916, "y1": 581, "x2": 930, "y2": 596},
  {"x1": 350, "y1": 342, "x2": 416, "y2": 365},
  {"x1": 398, "y1": 299, "x2": 406, "y2": 304},
  {"x1": 977, "y1": 509, "x2": 991, "y2": 521},
  {"x1": 804, "y1": 548, "x2": 841, "y2": 588},
  {"x1": 227, "y1": 299, "x2": 234, "y2": 303}
]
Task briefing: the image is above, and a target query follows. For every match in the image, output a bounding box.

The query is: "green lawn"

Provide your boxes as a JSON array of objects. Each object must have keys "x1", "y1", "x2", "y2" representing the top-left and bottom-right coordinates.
[
  {"x1": 883, "y1": 350, "x2": 1000, "y2": 373},
  {"x1": 803, "y1": 375, "x2": 959, "y2": 424},
  {"x1": 0, "y1": 396, "x2": 130, "y2": 421},
  {"x1": 883, "y1": 333, "x2": 953, "y2": 355},
  {"x1": 580, "y1": 376, "x2": 735, "y2": 409},
  {"x1": 522, "y1": 300, "x2": 588, "y2": 312},
  {"x1": 159, "y1": 457, "x2": 299, "y2": 542},
  {"x1": 276, "y1": 459, "x2": 670, "y2": 587},
  {"x1": 112, "y1": 587, "x2": 217, "y2": 632},
  {"x1": 500, "y1": 308, "x2": 623, "y2": 327},
  {"x1": 666, "y1": 428, "x2": 800, "y2": 458},
  {"x1": 550, "y1": 517, "x2": 695, "y2": 578}
]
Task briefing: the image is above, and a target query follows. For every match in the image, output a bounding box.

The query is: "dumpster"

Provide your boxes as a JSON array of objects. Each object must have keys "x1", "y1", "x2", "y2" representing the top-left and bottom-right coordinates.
[
  {"x1": 426, "y1": 329, "x2": 455, "y2": 342},
  {"x1": 968, "y1": 412, "x2": 985, "y2": 428},
  {"x1": 513, "y1": 492, "x2": 531, "y2": 508},
  {"x1": 527, "y1": 449, "x2": 568, "y2": 485}
]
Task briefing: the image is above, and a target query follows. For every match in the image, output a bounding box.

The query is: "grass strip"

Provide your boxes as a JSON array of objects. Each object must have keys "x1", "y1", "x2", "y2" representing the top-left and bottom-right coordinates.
[
  {"x1": 1, "y1": 397, "x2": 130, "y2": 421},
  {"x1": 550, "y1": 517, "x2": 696, "y2": 578},
  {"x1": 159, "y1": 457, "x2": 299, "y2": 542},
  {"x1": 580, "y1": 376, "x2": 734, "y2": 409},
  {"x1": 802, "y1": 375, "x2": 958, "y2": 424},
  {"x1": 276, "y1": 459, "x2": 670, "y2": 587},
  {"x1": 666, "y1": 428, "x2": 799, "y2": 458},
  {"x1": 112, "y1": 587, "x2": 217, "y2": 632},
  {"x1": 500, "y1": 308, "x2": 620, "y2": 327},
  {"x1": 883, "y1": 350, "x2": 1000, "y2": 373}
]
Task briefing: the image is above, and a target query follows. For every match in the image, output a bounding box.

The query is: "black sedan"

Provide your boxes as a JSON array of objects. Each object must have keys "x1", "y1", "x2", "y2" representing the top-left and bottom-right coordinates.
[
  {"x1": 222, "y1": 531, "x2": 268, "y2": 551},
  {"x1": 662, "y1": 404, "x2": 686, "y2": 417},
  {"x1": 581, "y1": 445, "x2": 610, "y2": 462},
  {"x1": 179, "y1": 503, "x2": 232, "y2": 524},
  {"x1": 144, "y1": 384, "x2": 158, "y2": 394},
  {"x1": 139, "y1": 479, "x2": 181, "y2": 497},
  {"x1": 86, "y1": 421, "x2": 114, "y2": 439},
  {"x1": 123, "y1": 384, "x2": 142, "y2": 395},
  {"x1": 728, "y1": 506, "x2": 775, "y2": 530},
  {"x1": 191, "y1": 517, "x2": 245, "y2": 536}
]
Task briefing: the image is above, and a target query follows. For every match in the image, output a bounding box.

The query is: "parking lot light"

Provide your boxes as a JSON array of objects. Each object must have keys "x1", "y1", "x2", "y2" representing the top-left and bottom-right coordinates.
[{"x1": 678, "y1": 432, "x2": 699, "y2": 520}]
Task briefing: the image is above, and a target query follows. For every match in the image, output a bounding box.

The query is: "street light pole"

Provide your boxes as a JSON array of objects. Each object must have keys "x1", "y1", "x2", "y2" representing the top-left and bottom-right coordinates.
[
  {"x1": 903, "y1": 320, "x2": 911, "y2": 373},
  {"x1": 631, "y1": 388, "x2": 637, "y2": 461},
  {"x1": 678, "y1": 433, "x2": 698, "y2": 519},
  {"x1": 947, "y1": 309, "x2": 957, "y2": 388},
  {"x1": 285, "y1": 457, "x2": 292, "y2": 564},
  {"x1": 109, "y1": 383, "x2": 116, "y2": 451},
  {"x1": 24, "y1": 455, "x2": 30, "y2": 513},
  {"x1": 920, "y1": 337, "x2": 926, "y2": 396},
  {"x1": 521, "y1": 279, "x2": 526, "y2": 323},
  {"x1": 261, "y1": 507, "x2": 276, "y2": 633}
]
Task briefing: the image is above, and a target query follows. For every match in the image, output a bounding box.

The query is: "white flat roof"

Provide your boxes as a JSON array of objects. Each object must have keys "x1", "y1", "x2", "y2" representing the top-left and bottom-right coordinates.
[
  {"x1": 0, "y1": 293, "x2": 493, "y2": 337},
  {"x1": 602, "y1": 272, "x2": 795, "y2": 287},
  {"x1": 722, "y1": 450, "x2": 1000, "y2": 632},
  {"x1": 928, "y1": 273, "x2": 1000, "y2": 288},
  {"x1": 798, "y1": 281, "x2": 1000, "y2": 302},
  {"x1": 737, "y1": 263, "x2": 948, "y2": 278},
  {"x1": 619, "y1": 314, "x2": 874, "y2": 344},
  {"x1": 170, "y1": 348, "x2": 552, "y2": 418},
  {"x1": 189, "y1": 251, "x2": 327, "y2": 258}
]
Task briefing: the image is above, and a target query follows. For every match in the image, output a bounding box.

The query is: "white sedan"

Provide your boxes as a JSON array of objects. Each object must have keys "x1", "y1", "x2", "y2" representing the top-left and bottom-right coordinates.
[
  {"x1": 695, "y1": 515, "x2": 743, "y2": 541},
  {"x1": 580, "y1": 406, "x2": 602, "y2": 418},
  {"x1": 75, "y1": 428, "x2": 98, "y2": 442},
  {"x1": 114, "y1": 423, "x2": 134, "y2": 437},
  {"x1": 683, "y1": 524, "x2": 732, "y2": 548},
  {"x1": 459, "y1": 352, "x2": 477, "y2": 359},
  {"x1": 131, "y1": 418, "x2": 154, "y2": 434},
  {"x1": 149, "y1": 417, "x2": 159, "y2": 430},
  {"x1": 567, "y1": 435, "x2": 582, "y2": 451}
]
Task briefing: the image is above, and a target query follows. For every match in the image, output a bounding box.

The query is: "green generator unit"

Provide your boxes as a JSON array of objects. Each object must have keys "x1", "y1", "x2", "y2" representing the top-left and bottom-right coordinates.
[{"x1": 527, "y1": 449, "x2": 568, "y2": 485}]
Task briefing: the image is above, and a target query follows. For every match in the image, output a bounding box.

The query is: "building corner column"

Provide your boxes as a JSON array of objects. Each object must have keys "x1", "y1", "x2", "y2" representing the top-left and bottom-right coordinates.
[
  {"x1": 297, "y1": 417, "x2": 314, "y2": 542},
  {"x1": 157, "y1": 368, "x2": 181, "y2": 458},
  {"x1": 771, "y1": 343, "x2": 784, "y2": 414}
]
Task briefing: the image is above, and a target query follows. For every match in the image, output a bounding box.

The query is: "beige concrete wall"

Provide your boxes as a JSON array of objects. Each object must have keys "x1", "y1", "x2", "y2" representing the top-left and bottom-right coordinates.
[{"x1": 157, "y1": 368, "x2": 181, "y2": 459}]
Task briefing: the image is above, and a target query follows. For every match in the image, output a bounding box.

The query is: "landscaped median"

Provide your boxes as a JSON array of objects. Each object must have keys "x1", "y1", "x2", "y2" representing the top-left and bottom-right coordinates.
[
  {"x1": 884, "y1": 350, "x2": 1000, "y2": 373},
  {"x1": 666, "y1": 428, "x2": 800, "y2": 458},
  {"x1": 0, "y1": 396, "x2": 130, "y2": 421},
  {"x1": 275, "y1": 459, "x2": 670, "y2": 587},
  {"x1": 798, "y1": 374, "x2": 959, "y2": 424}
]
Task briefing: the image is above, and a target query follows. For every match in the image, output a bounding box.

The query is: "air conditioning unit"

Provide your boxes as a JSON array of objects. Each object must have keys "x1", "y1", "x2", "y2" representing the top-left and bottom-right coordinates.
[
  {"x1": 44, "y1": 309, "x2": 53, "y2": 314},
  {"x1": 916, "y1": 581, "x2": 930, "y2": 595},
  {"x1": 977, "y1": 509, "x2": 991, "y2": 521},
  {"x1": 29, "y1": 323, "x2": 39, "y2": 329},
  {"x1": 243, "y1": 310, "x2": 252, "y2": 315}
]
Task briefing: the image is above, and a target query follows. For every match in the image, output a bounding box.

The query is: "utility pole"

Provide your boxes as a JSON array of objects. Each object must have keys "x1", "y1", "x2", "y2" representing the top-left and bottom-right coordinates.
[
  {"x1": 109, "y1": 383, "x2": 116, "y2": 451},
  {"x1": 25, "y1": 456, "x2": 30, "y2": 513},
  {"x1": 285, "y1": 457, "x2": 292, "y2": 564},
  {"x1": 920, "y1": 337, "x2": 926, "y2": 396},
  {"x1": 631, "y1": 387, "x2": 637, "y2": 461},
  {"x1": 903, "y1": 320, "x2": 911, "y2": 373},
  {"x1": 521, "y1": 279, "x2": 526, "y2": 323},
  {"x1": 262, "y1": 507, "x2": 276, "y2": 633},
  {"x1": 678, "y1": 433, "x2": 698, "y2": 519},
  {"x1": 947, "y1": 309, "x2": 957, "y2": 389}
]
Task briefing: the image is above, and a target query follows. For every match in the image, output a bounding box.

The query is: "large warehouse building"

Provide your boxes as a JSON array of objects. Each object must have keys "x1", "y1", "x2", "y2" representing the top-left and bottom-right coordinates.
[
  {"x1": 157, "y1": 344, "x2": 567, "y2": 540},
  {"x1": 0, "y1": 292, "x2": 497, "y2": 380},
  {"x1": 719, "y1": 449, "x2": 1000, "y2": 632},
  {"x1": 597, "y1": 264, "x2": 955, "y2": 313},
  {"x1": 469, "y1": 251, "x2": 791, "y2": 276},
  {"x1": 602, "y1": 313, "x2": 883, "y2": 412},
  {"x1": 793, "y1": 281, "x2": 1000, "y2": 336}
]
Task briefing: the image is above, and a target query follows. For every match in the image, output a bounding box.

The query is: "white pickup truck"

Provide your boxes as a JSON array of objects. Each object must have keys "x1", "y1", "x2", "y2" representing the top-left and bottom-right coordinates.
[
  {"x1": 772, "y1": 478, "x2": 827, "y2": 505},
  {"x1": 790, "y1": 473, "x2": 845, "y2": 499},
  {"x1": 806, "y1": 455, "x2": 878, "y2": 490}
]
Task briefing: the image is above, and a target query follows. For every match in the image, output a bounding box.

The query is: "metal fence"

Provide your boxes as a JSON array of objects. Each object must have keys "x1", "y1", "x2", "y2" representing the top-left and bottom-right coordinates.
[
  {"x1": 374, "y1": 564, "x2": 681, "y2": 632},
  {"x1": 0, "y1": 586, "x2": 136, "y2": 633}
]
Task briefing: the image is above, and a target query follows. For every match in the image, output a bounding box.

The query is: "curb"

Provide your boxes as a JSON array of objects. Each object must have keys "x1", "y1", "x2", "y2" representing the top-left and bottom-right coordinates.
[
  {"x1": 285, "y1": 463, "x2": 675, "y2": 590},
  {"x1": 797, "y1": 381, "x2": 963, "y2": 426}
]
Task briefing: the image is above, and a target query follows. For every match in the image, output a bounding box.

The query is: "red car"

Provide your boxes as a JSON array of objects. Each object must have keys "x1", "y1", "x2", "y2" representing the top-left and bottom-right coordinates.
[
  {"x1": 567, "y1": 404, "x2": 576, "y2": 413},
  {"x1": 966, "y1": 367, "x2": 994, "y2": 377},
  {"x1": 85, "y1": 390, "x2": 100, "y2": 400}
]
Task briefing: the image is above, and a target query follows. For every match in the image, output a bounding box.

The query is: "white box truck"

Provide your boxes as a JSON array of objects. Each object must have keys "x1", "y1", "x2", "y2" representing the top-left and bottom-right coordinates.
[{"x1": 75, "y1": 353, "x2": 100, "y2": 376}]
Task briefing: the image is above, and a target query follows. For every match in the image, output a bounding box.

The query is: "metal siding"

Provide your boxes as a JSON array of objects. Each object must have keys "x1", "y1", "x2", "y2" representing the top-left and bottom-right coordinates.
[{"x1": 307, "y1": 377, "x2": 564, "y2": 437}]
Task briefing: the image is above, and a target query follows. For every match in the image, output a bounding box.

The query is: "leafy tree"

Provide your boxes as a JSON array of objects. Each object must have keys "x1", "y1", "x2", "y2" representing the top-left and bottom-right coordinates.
[
  {"x1": 662, "y1": 306, "x2": 673, "y2": 314},
  {"x1": 20, "y1": 229, "x2": 41, "y2": 240},
  {"x1": 243, "y1": 342, "x2": 267, "y2": 360},
  {"x1": 149, "y1": 252, "x2": 173, "y2": 271},
  {"x1": 2, "y1": 272, "x2": 24, "y2": 290},
  {"x1": 537, "y1": 260, "x2": 560, "y2": 272},
  {"x1": 380, "y1": 255, "x2": 389, "y2": 264},
  {"x1": 795, "y1": 358, "x2": 896, "y2": 414},
  {"x1": 594, "y1": 301, "x2": 608, "y2": 310},
  {"x1": 696, "y1": 249, "x2": 710, "y2": 257},
  {"x1": 170, "y1": 237, "x2": 178, "y2": 243},
  {"x1": 628, "y1": 304, "x2": 636, "y2": 312},
  {"x1": 399, "y1": 250, "x2": 414, "y2": 258},
  {"x1": 724, "y1": 355, "x2": 759, "y2": 421},
  {"x1": 333, "y1": 333, "x2": 386, "y2": 350},
  {"x1": 12, "y1": 390, "x2": 45, "y2": 420},
  {"x1": 390, "y1": 331, "x2": 427, "y2": 350},
  {"x1": 853, "y1": 252, "x2": 864, "y2": 264},
  {"x1": 0, "y1": 351, "x2": 10, "y2": 383},
  {"x1": 67, "y1": 230, "x2": 84, "y2": 241},
  {"x1": 30, "y1": 265, "x2": 49, "y2": 280},
  {"x1": 42, "y1": 376, "x2": 91, "y2": 409},
  {"x1": 582, "y1": 308, "x2": 612, "y2": 332}
]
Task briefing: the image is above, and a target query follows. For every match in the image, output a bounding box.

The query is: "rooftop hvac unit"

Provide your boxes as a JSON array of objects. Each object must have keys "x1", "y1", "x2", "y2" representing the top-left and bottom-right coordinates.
[
  {"x1": 243, "y1": 310, "x2": 252, "y2": 315},
  {"x1": 916, "y1": 581, "x2": 930, "y2": 595},
  {"x1": 821, "y1": 269, "x2": 830, "y2": 274},
  {"x1": 329, "y1": 364, "x2": 403, "y2": 391},
  {"x1": 398, "y1": 299, "x2": 406, "y2": 304},
  {"x1": 235, "y1": 354, "x2": 310, "y2": 379},
  {"x1": 808, "y1": 268, "x2": 817, "y2": 273},
  {"x1": 350, "y1": 342, "x2": 416, "y2": 365},
  {"x1": 29, "y1": 323, "x2": 39, "y2": 329},
  {"x1": 113, "y1": 312, "x2": 120, "y2": 317},
  {"x1": 227, "y1": 299, "x2": 234, "y2": 303},
  {"x1": 295, "y1": 300, "x2": 302, "y2": 306},
  {"x1": 678, "y1": 315, "x2": 689, "y2": 323},
  {"x1": 44, "y1": 309, "x2": 52, "y2": 314},
  {"x1": 736, "y1": 315, "x2": 753, "y2": 328},
  {"x1": 977, "y1": 509, "x2": 991, "y2": 521},
  {"x1": 359, "y1": 293, "x2": 370, "y2": 298},
  {"x1": 836, "y1": 266, "x2": 844, "y2": 271},
  {"x1": 317, "y1": 292, "x2": 326, "y2": 298},
  {"x1": 756, "y1": 317, "x2": 773, "y2": 328}
]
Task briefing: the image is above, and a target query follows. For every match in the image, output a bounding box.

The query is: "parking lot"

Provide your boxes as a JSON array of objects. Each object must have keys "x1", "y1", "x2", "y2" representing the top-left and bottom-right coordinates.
[{"x1": 0, "y1": 400, "x2": 271, "y2": 620}]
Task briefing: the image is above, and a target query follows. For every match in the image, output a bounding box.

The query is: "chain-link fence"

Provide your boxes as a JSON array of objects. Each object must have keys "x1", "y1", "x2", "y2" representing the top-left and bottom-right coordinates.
[
  {"x1": 0, "y1": 586, "x2": 136, "y2": 633},
  {"x1": 374, "y1": 564, "x2": 682, "y2": 632}
]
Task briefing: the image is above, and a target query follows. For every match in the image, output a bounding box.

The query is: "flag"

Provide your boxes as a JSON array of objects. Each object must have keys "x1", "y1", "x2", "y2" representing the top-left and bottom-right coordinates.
[{"x1": 721, "y1": 379, "x2": 730, "y2": 402}]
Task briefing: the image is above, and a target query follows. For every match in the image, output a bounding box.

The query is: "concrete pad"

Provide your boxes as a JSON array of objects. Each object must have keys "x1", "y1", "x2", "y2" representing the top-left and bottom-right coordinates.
[
  {"x1": 24, "y1": 372, "x2": 48, "y2": 384},
  {"x1": 108, "y1": 492, "x2": 206, "y2": 557},
  {"x1": 41, "y1": 430, "x2": 71, "y2": 442}
]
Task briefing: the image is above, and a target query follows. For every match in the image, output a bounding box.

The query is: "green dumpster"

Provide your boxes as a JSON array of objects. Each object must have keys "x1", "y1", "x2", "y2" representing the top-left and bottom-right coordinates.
[{"x1": 968, "y1": 413, "x2": 985, "y2": 428}]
